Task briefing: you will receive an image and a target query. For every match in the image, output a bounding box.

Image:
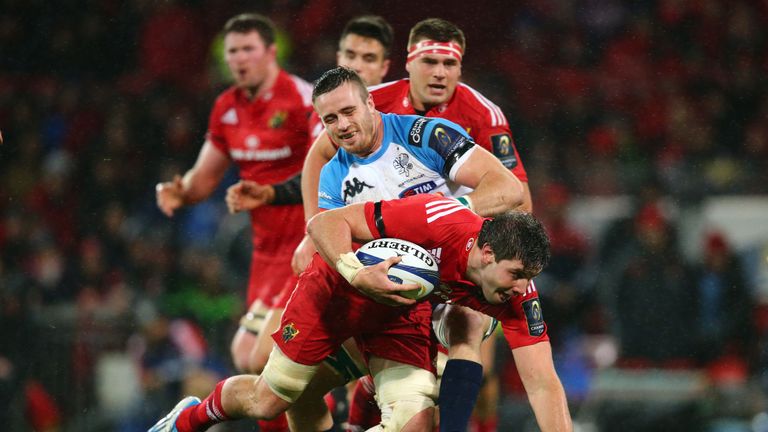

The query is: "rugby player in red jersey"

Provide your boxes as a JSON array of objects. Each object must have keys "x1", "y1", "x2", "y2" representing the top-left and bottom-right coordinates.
[{"x1": 154, "y1": 13, "x2": 313, "y2": 432}]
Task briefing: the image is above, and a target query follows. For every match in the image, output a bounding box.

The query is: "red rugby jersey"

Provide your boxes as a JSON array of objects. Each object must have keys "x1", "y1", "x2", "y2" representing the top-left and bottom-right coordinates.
[
  {"x1": 369, "y1": 79, "x2": 527, "y2": 182},
  {"x1": 206, "y1": 70, "x2": 313, "y2": 259},
  {"x1": 363, "y1": 194, "x2": 548, "y2": 350}
]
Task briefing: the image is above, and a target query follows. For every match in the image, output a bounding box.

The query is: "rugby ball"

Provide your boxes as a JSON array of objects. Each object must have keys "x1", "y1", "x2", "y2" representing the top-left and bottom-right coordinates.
[{"x1": 355, "y1": 238, "x2": 440, "y2": 300}]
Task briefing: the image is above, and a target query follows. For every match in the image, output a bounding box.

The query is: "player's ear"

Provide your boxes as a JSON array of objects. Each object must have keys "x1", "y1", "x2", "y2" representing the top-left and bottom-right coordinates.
[
  {"x1": 481, "y1": 243, "x2": 495, "y2": 265},
  {"x1": 267, "y1": 43, "x2": 278, "y2": 59},
  {"x1": 366, "y1": 93, "x2": 376, "y2": 112},
  {"x1": 381, "y1": 59, "x2": 391, "y2": 80}
]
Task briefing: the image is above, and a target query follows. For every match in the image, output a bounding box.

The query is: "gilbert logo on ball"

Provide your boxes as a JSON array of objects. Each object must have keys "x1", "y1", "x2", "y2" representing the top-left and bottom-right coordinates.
[{"x1": 356, "y1": 238, "x2": 440, "y2": 300}]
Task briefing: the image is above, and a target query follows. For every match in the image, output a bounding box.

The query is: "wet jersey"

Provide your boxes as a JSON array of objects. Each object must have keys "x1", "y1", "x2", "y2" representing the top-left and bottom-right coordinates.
[
  {"x1": 318, "y1": 113, "x2": 477, "y2": 210},
  {"x1": 369, "y1": 79, "x2": 527, "y2": 182},
  {"x1": 363, "y1": 194, "x2": 549, "y2": 350}
]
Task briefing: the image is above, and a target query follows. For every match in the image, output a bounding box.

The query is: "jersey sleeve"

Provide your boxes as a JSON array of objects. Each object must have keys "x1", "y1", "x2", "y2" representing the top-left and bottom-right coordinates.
[
  {"x1": 318, "y1": 159, "x2": 346, "y2": 210},
  {"x1": 405, "y1": 117, "x2": 477, "y2": 181},
  {"x1": 363, "y1": 194, "x2": 476, "y2": 243},
  {"x1": 205, "y1": 96, "x2": 230, "y2": 156},
  {"x1": 473, "y1": 123, "x2": 528, "y2": 183},
  {"x1": 498, "y1": 288, "x2": 549, "y2": 349}
]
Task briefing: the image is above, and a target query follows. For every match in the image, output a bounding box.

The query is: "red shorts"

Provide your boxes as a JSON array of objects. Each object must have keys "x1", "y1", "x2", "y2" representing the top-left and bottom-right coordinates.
[
  {"x1": 273, "y1": 255, "x2": 435, "y2": 373},
  {"x1": 247, "y1": 253, "x2": 298, "y2": 308}
]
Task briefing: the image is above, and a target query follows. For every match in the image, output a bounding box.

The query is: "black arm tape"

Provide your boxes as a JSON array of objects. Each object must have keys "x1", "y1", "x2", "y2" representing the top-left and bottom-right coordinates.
[
  {"x1": 443, "y1": 139, "x2": 476, "y2": 176},
  {"x1": 272, "y1": 174, "x2": 303, "y2": 205},
  {"x1": 373, "y1": 201, "x2": 386, "y2": 237}
]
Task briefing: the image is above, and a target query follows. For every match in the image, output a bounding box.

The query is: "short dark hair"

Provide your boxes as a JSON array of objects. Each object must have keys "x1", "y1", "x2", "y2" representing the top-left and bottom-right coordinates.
[
  {"x1": 408, "y1": 18, "x2": 466, "y2": 53},
  {"x1": 478, "y1": 211, "x2": 551, "y2": 275},
  {"x1": 223, "y1": 13, "x2": 276, "y2": 46},
  {"x1": 312, "y1": 66, "x2": 368, "y2": 104},
  {"x1": 340, "y1": 15, "x2": 394, "y2": 58}
]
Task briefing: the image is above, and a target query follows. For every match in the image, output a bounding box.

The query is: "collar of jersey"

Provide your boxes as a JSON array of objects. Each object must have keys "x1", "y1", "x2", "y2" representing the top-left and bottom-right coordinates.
[{"x1": 346, "y1": 113, "x2": 394, "y2": 165}]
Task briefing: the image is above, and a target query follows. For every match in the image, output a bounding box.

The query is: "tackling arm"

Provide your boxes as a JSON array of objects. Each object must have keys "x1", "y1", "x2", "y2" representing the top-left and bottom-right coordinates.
[
  {"x1": 306, "y1": 204, "x2": 419, "y2": 306},
  {"x1": 453, "y1": 146, "x2": 525, "y2": 217},
  {"x1": 301, "y1": 132, "x2": 338, "y2": 221}
]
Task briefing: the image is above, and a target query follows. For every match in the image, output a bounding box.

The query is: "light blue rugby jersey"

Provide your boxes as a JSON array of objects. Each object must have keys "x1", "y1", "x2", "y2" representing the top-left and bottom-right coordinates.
[{"x1": 318, "y1": 113, "x2": 478, "y2": 210}]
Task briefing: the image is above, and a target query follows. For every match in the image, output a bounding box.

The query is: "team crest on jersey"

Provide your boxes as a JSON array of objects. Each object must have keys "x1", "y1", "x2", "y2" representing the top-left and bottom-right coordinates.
[
  {"x1": 491, "y1": 133, "x2": 518, "y2": 168},
  {"x1": 268, "y1": 111, "x2": 287, "y2": 129},
  {"x1": 221, "y1": 108, "x2": 238, "y2": 125},
  {"x1": 522, "y1": 298, "x2": 545, "y2": 336},
  {"x1": 408, "y1": 118, "x2": 431, "y2": 146},
  {"x1": 281, "y1": 323, "x2": 299, "y2": 342},
  {"x1": 399, "y1": 181, "x2": 437, "y2": 198},
  {"x1": 393, "y1": 153, "x2": 414, "y2": 176},
  {"x1": 465, "y1": 237, "x2": 475, "y2": 251}
]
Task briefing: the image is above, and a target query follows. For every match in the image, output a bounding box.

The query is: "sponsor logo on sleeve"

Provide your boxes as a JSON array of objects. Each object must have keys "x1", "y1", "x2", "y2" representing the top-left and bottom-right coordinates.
[
  {"x1": 221, "y1": 108, "x2": 238, "y2": 125},
  {"x1": 428, "y1": 123, "x2": 468, "y2": 159},
  {"x1": 491, "y1": 133, "x2": 518, "y2": 168},
  {"x1": 522, "y1": 298, "x2": 545, "y2": 336},
  {"x1": 408, "y1": 117, "x2": 432, "y2": 146}
]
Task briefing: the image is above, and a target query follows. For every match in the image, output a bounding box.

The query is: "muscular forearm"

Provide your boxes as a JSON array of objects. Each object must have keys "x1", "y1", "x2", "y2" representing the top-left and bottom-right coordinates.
[
  {"x1": 465, "y1": 170, "x2": 524, "y2": 217},
  {"x1": 306, "y1": 211, "x2": 355, "y2": 267},
  {"x1": 527, "y1": 381, "x2": 572, "y2": 432},
  {"x1": 516, "y1": 182, "x2": 533, "y2": 213}
]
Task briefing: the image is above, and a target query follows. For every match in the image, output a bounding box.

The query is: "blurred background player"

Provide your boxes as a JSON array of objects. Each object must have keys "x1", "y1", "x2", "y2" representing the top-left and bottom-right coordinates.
[
  {"x1": 154, "y1": 13, "x2": 312, "y2": 432},
  {"x1": 296, "y1": 18, "x2": 532, "y2": 432},
  {"x1": 225, "y1": 15, "x2": 394, "y2": 217}
]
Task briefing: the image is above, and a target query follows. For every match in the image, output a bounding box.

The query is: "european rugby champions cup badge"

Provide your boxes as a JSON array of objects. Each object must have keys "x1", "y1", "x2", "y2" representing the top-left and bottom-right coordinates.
[
  {"x1": 281, "y1": 322, "x2": 299, "y2": 342},
  {"x1": 522, "y1": 298, "x2": 545, "y2": 336}
]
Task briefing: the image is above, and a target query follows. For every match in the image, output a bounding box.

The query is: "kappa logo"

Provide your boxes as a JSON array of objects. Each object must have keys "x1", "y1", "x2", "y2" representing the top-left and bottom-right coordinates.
[
  {"x1": 393, "y1": 153, "x2": 414, "y2": 176},
  {"x1": 281, "y1": 322, "x2": 299, "y2": 342},
  {"x1": 342, "y1": 177, "x2": 374, "y2": 201},
  {"x1": 221, "y1": 108, "x2": 238, "y2": 125}
]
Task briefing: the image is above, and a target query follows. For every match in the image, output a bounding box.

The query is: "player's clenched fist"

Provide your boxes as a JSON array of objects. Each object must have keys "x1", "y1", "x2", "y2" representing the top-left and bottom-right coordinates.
[
  {"x1": 155, "y1": 175, "x2": 184, "y2": 217},
  {"x1": 225, "y1": 180, "x2": 275, "y2": 214}
]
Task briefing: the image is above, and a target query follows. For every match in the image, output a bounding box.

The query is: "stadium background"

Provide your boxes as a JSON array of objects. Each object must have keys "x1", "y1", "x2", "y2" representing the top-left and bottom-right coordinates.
[{"x1": 1, "y1": 0, "x2": 768, "y2": 431}]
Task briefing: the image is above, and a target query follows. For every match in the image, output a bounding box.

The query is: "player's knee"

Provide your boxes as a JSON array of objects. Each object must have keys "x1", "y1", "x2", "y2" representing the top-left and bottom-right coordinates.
[
  {"x1": 374, "y1": 364, "x2": 437, "y2": 431},
  {"x1": 442, "y1": 305, "x2": 487, "y2": 347}
]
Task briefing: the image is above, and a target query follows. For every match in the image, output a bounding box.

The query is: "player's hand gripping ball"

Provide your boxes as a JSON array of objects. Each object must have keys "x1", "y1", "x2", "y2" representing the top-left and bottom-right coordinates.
[{"x1": 355, "y1": 238, "x2": 439, "y2": 299}]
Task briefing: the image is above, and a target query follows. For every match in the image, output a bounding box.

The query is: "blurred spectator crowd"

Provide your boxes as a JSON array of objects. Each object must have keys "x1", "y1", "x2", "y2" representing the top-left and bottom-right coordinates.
[{"x1": 1, "y1": 0, "x2": 767, "y2": 430}]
